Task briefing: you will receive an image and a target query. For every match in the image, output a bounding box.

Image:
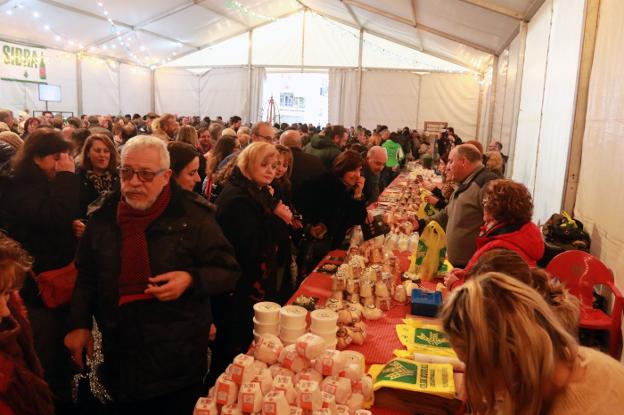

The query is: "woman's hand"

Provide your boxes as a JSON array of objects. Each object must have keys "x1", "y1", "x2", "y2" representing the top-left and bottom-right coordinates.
[
  {"x1": 354, "y1": 176, "x2": 365, "y2": 199},
  {"x1": 310, "y1": 223, "x2": 328, "y2": 239},
  {"x1": 72, "y1": 220, "x2": 86, "y2": 238},
  {"x1": 55, "y1": 152, "x2": 75, "y2": 173},
  {"x1": 274, "y1": 201, "x2": 293, "y2": 224},
  {"x1": 425, "y1": 195, "x2": 439, "y2": 206}
]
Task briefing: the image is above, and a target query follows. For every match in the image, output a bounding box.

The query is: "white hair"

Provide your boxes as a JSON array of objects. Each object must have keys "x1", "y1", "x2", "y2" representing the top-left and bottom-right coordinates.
[
  {"x1": 367, "y1": 145, "x2": 387, "y2": 159},
  {"x1": 121, "y1": 135, "x2": 170, "y2": 169}
]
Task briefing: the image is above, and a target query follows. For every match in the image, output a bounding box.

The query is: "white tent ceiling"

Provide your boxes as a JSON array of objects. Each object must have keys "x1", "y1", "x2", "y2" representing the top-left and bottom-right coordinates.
[{"x1": 0, "y1": 0, "x2": 545, "y2": 72}]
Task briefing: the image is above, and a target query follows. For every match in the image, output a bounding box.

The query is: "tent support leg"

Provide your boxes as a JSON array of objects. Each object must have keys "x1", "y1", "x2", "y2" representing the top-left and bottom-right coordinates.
[
  {"x1": 355, "y1": 28, "x2": 363, "y2": 126},
  {"x1": 76, "y1": 55, "x2": 83, "y2": 116},
  {"x1": 563, "y1": 0, "x2": 601, "y2": 213}
]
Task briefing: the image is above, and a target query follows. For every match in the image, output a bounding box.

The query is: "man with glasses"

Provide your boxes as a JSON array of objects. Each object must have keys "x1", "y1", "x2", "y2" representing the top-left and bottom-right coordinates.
[{"x1": 64, "y1": 135, "x2": 240, "y2": 413}]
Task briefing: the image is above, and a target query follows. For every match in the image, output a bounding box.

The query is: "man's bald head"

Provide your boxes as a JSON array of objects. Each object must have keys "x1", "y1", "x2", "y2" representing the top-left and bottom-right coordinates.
[
  {"x1": 367, "y1": 145, "x2": 387, "y2": 175},
  {"x1": 280, "y1": 130, "x2": 302, "y2": 148}
]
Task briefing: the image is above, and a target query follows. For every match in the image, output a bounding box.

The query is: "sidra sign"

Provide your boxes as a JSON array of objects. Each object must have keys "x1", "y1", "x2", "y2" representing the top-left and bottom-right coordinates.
[{"x1": 1, "y1": 41, "x2": 47, "y2": 84}]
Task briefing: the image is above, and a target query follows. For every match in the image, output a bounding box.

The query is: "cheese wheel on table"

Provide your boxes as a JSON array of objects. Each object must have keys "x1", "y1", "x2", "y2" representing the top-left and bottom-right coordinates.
[
  {"x1": 295, "y1": 333, "x2": 326, "y2": 360},
  {"x1": 216, "y1": 374, "x2": 239, "y2": 406},
  {"x1": 238, "y1": 383, "x2": 263, "y2": 414},
  {"x1": 321, "y1": 392, "x2": 337, "y2": 414},
  {"x1": 222, "y1": 403, "x2": 243, "y2": 415},
  {"x1": 255, "y1": 334, "x2": 284, "y2": 365},
  {"x1": 251, "y1": 368, "x2": 274, "y2": 395},
  {"x1": 320, "y1": 377, "x2": 351, "y2": 405},
  {"x1": 347, "y1": 393, "x2": 364, "y2": 413},
  {"x1": 270, "y1": 364, "x2": 295, "y2": 379},
  {"x1": 313, "y1": 349, "x2": 345, "y2": 377},
  {"x1": 295, "y1": 380, "x2": 322, "y2": 411},
  {"x1": 279, "y1": 344, "x2": 311, "y2": 373},
  {"x1": 293, "y1": 368, "x2": 323, "y2": 385},
  {"x1": 194, "y1": 397, "x2": 218, "y2": 415},
  {"x1": 231, "y1": 354, "x2": 256, "y2": 385},
  {"x1": 262, "y1": 391, "x2": 290, "y2": 415},
  {"x1": 272, "y1": 375, "x2": 296, "y2": 404}
]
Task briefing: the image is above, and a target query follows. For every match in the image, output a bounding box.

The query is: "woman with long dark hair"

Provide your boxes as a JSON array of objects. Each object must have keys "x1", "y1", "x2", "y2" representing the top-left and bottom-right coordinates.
[{"x1": 4, "y1": 127, "x2": 80, "y2": 413}]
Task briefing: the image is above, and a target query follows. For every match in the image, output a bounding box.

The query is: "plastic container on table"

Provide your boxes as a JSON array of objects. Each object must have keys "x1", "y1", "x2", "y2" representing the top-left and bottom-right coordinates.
[{"x1": 410, "y1": 289, "x2": 442, "y2": 317}]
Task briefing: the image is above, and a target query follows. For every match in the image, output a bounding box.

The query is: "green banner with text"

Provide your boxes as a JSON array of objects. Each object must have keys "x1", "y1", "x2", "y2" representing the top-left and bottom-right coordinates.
[{"x1": 1, "y1": 41, "x2": 47, "y2": 84}]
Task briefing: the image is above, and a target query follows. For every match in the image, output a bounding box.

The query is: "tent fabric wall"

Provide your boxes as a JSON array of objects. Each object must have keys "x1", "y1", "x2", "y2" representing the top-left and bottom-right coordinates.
[
  {"x1": 155, "y1": 68, "x2": 199, "y2": 116},
  {"x1": 417, "y1": 73, "x2": 480, "y2": 139},
  {"x1": 199, "y1": 68, "x2": 248, "y2": 121},
  {"x1": 492, "y1": 35, "x2": 521, "y2": 157},
  {"x1": 249, "y1": 67, "x2": 266, "y2": 123},
  {"x1": 359, "y1": 70, "x2": 419, "y2": 131},
  {"x1": 81, "y1": 57, "x2": 120, "y2": 115},
  {"x1": 328, "y1": 68, "x2": 358, "y2": 128},
  {"x1": 575, "y1": 0, "x2": 624, "y2": 288},
  {"x1": 476, "y1": 68, "x2": 492, "y2": 145},
  {"x1": 511, "y1": 0, "x2": 585, "y2": 223},
  {"x1": 119, "y1": 64, "x2": 151, "y2": 116},
  {"x1": 0, "y1": 48, "x2": 77, "y2": 115}
]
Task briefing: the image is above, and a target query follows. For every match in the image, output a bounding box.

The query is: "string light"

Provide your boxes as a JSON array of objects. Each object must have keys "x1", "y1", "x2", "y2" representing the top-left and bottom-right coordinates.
[{"x1": 224, "y1": 0, "x2": 279, "y2": 22}]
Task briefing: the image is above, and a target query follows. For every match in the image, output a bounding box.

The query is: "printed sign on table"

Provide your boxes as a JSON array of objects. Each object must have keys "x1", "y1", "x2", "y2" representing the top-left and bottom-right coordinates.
[{"x1": 1, "y1": 41, "x2": 47, "y2": 84}]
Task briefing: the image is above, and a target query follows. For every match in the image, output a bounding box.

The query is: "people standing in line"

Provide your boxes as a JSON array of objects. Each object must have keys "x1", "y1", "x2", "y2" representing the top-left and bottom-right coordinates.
[
  {"x1": 3, "y1": 128, "x2": 80, "y2": 414},
  {"x1": 279, "y1": 129, "x2": 326, "y2": 214},
  {"x1": 213, "y1": 142, "x2": 292, "y2": 382},
  {"x1": 416, "y1": 144, "x2": 498, "y2": 268},
  {"x1": 65, "y1": 135, "x2": 240, "y2": 414},
  {"x1": 303, "y1": 125, "x2": 348, "y2": 170},
  {"x1": 362, "y1": 146, "x2": 387, "y2": 205}
]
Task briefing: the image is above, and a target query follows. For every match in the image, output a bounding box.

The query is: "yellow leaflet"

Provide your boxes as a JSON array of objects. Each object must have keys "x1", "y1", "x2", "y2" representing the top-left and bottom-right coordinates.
[
  {"x1": 369, "y1": 358, "x2": 455, "y2": 399},
  {"x1": 395, "y1": 322, "x2": 458, "y2": 359}
]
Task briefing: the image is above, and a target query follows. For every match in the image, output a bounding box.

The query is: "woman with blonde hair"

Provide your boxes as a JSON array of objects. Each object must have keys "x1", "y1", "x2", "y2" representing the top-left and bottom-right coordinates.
[
  {"x1": 213, "y1": 142, "x2": 292, "y2": 379},
  {"x1": 176, "y1": 125, "x2": 199, "y2": 147},
  {"x1": 441, "y1": 272, "x2": 624, "y2": 415},
  {"x1": 486, "y1": 150, "x2": 504, "y2": 177}
]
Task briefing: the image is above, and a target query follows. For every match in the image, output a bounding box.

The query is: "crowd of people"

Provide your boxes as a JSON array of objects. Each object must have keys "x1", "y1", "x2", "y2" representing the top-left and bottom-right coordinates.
[{"x1": 0, "y1": 107, "x2": 622, "y2": 415}]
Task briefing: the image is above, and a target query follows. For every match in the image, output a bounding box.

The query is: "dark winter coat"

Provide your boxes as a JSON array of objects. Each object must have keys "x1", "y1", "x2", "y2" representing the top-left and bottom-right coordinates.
[
  {"x1": 300, "y1": 172, "x2": 367, "y2": 249},
  {"x1": 3, "y1": 170, "x2": 80, "y2": 304},
  {"x1": 67, "y1": 180, "x2": 240, "y2": 402},
  {"x1": 213, "y1": 168, "x2": 280, "y2": 368},
  {"x1": 303, "y1": 135, "x2": 341, "y2": 170},
  {"x1": 289, "y1": 147, "x2": 326, "y2": 213}
]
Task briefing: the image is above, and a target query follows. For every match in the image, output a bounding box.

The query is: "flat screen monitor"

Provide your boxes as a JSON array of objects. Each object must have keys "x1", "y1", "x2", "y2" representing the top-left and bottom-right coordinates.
[{"x1": 38, "y1": 84, "x2": 61, "y2": 102}]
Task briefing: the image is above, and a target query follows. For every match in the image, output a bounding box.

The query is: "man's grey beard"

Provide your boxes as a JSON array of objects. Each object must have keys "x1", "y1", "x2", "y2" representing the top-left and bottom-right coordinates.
[{"x1": 123, "y1": 194, "x2": 158, "y2": 211}]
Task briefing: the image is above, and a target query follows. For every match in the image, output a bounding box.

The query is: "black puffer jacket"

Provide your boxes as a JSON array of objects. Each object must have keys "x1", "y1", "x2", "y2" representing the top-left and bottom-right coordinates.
[
  {"x1": 3, "y1": 170, "x2": 80, "y2": 305},
  {"x1": 67, "y1": 181, "x2": 240, "y2": 402}
]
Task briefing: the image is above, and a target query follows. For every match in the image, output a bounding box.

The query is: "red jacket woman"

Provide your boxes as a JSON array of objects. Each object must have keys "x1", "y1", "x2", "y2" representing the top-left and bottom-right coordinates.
[{"x1": 446, "y1": 179, "x2": 544, "y2": 290}]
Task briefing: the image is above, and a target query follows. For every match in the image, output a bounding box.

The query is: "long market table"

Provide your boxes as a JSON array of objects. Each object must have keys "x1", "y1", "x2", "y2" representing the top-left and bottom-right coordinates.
[{"x1": 288, "y1": 171, "x2": 466, "y2": 415}]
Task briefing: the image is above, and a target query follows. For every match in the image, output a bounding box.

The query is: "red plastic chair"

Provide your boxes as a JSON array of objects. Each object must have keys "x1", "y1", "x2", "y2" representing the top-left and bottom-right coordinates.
[{"x1": 546, "y1": 250, "x2": 623, "y2": 358}]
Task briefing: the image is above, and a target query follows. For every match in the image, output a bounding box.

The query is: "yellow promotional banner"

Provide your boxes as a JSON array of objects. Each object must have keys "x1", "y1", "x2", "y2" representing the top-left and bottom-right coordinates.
[{"x1": 1, "y1": 41, "x2": 47, "y2": 84}]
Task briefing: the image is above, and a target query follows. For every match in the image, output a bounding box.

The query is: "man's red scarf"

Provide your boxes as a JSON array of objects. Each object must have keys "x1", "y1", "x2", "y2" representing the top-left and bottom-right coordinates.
[{"x1": 116, "y1": 184, "x2": 171, "y2": 306}]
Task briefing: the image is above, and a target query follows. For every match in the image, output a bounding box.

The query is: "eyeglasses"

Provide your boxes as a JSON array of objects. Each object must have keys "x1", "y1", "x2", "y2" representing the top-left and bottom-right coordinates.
[
  {"x1": 257, "y1": 135, "x2": 273, "y2": 142},
  {"x1": 119, "y1": 166, "x2": 166, "y2": 182}
]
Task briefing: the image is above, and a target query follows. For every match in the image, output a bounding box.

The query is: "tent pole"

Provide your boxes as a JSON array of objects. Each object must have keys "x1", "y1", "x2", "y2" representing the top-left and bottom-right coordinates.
[
  {"x1": 247, "y1": 30, "x2": 253, "y2": 124},
  {"x1": 506, "y1": 21, "x2": 528, "y2": 178},
  {"x1": 476, "y1": 76, "x2": 484, "y2": 142},
  {"x1": 563, "y1": 0, "x2": 601, "y2": 213},
  {"x1": 150, "y1": 69, "x2": 155, "y2": 113},
  {"x1": 76, "y1": 54, "x2": 83, "y2": 116},
  {"x1": 355, "y1": 28, "x2": 363, "y2": 126},
  {"x1": 486, "y1": 55, "x2": 499, "y2": 143},
  {"x1": 301, "y1": 10, "x2": 306, "y2": 71}
]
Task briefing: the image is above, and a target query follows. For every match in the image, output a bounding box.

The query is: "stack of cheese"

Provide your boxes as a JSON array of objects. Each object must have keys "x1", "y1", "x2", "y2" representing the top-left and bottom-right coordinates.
[{"x1": 194, "y1": 333, "x2": 373, "y2": 415}]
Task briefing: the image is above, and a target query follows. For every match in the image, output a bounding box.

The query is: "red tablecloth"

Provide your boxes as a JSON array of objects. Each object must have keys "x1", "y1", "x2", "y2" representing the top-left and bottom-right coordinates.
[{"x1": 289, "y1": 250, "x2": 462, "y2": 415}]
